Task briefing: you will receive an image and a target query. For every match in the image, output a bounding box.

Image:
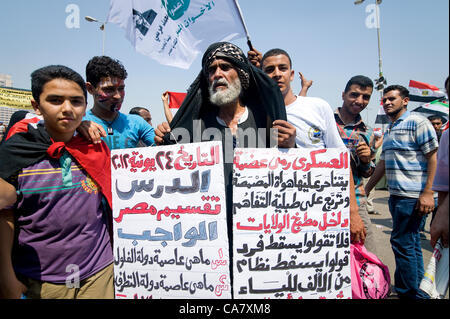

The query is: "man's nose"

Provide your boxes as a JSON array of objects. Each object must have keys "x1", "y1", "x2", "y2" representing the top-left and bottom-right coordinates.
[
  {"x1": 355, "y1": 95, "x2": 365, "y2": 104},
  {"x1": 112, "y1": 90, "x2": 122, "y2": 99},
  {"x1": 273, "y1": 67, "x2": 282, "y2": 77},
  {"x1": 212, "y1": 67, "x2": 225, "y2": 80},
  {"x1": 61, "y1": 99, "x2": 74, "y2": 112}
]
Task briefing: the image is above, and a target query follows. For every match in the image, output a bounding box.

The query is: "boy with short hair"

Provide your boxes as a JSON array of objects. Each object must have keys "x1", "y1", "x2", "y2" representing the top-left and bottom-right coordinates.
[
  {"x1": 0, "y1": 65, "x2": 114, "y2": 299},
  {"x1": 81, "y1": 56, "x2": 155, "y2": 149}
]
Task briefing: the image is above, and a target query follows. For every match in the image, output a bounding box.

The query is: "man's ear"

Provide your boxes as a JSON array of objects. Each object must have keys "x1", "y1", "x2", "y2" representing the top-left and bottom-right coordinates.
[
  {"x1": 31, "y1": 98, "x2": 42, "y2": 116},
  {"x1": 86, "y1": 82, "x2": 95, "y2": 95},
  {"x1": 403, "y1": 96, "x2": 410, "y2": 107}
]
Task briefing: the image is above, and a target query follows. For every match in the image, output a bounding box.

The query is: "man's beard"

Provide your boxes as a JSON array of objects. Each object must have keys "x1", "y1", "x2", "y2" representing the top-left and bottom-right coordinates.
[
  {"x1": 209, "y1": 77, "x2": 242, "y2": 107},
  {"x1": 385, "y1": 106, "x2": 405, "y2": 118}
]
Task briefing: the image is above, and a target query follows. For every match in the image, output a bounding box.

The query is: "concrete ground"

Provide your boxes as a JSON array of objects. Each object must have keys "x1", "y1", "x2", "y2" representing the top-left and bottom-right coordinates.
[{"x1": 368, "y1": 189, "x2": 449, "y2": 300}]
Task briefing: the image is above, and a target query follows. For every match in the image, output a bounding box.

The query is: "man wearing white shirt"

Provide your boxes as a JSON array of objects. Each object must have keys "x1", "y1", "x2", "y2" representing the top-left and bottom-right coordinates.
[
  {"x1": 253, "y1": 48, "x2": 366, "y2": 244},
  {"x1": 260, "y1": 49, "x2": 345, "y2": 149}
]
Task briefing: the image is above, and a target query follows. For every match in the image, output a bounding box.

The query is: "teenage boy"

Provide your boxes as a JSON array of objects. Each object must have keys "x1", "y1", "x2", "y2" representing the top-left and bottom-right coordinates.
[
  {"x1": 0, "y1": 65, "x2": 114, "y2": 299},
  {"x1": 81, "y1": 56, "x2": 155, "y2": 150},
  {"x1": 256, "y1": 48, "x2": 366, "y2": 244}
]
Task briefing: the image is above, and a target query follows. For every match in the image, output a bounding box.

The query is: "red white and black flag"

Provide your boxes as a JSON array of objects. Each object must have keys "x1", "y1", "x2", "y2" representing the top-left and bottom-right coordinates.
[{"x1": 409, "y1": 80, "x2": 446, "y2": 103}]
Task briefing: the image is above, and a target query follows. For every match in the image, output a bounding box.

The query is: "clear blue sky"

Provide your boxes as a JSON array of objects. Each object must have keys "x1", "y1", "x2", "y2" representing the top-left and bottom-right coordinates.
[{"x1": 0, "y1": 0, "x2": 448, "y2": 127}]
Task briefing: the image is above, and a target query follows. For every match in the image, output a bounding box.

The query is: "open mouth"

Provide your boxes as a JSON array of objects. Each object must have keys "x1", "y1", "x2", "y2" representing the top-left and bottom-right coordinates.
[{"x1": 214, "y1": 84, "x2": 228, "y2": 91}]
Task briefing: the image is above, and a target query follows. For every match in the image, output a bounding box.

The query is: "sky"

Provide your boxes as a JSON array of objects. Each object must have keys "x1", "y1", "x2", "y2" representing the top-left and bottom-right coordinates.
[{"x1": 0, "y1": 0, "x2": 448, "y2": 128}]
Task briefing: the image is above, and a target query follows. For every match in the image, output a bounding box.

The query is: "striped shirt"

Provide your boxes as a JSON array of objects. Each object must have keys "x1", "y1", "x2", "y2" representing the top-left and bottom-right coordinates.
[
  {"x1": 381, "y1": 111, "x2": 438, "y2": 198},
  {"x1": 11, "y1": 152, "x2": 113, "y2": 283}
]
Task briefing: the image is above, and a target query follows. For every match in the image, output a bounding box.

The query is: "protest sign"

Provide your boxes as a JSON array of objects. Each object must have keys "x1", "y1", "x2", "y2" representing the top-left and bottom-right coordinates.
[
  {"x1": 111, "y1": 141, "x2": 231, "y2": 299},
  {"x1": 232, "y1": 147, "x2": 352, "y2": 299}
]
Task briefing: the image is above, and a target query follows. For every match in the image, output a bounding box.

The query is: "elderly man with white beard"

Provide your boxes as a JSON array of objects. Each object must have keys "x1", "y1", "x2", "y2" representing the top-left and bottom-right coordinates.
[
  {"x1": 155, "y1": 42, "x2": 295, "y2": 201},
  {"x1": 154, "y1": 42, "x2": 296, "y2": 276},
  {"x1": 155, "y1": 42, "x2": 295, "y2": 149}
]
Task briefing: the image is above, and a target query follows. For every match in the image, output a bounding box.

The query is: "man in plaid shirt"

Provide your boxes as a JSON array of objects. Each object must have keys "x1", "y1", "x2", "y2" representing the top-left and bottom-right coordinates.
[{"x1": 334, "y1": 75, "x2": 377, "y2": 255}]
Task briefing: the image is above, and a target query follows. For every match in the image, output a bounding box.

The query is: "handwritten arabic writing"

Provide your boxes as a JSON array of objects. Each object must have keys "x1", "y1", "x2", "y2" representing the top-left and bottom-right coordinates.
[
  {"x1": 114, "y1": 247, "x2": 228, "y2": 272},
  {"x1": 233, "y1": 170, "x2": 348, "y2": 192},
  {"x1": 111, "y1": 142, "x2": 230, "y2": 299},
  {"x1": 236, "y1": 211, "x2": 349, "y2": 234},
  {"x1": 115, "y1": 170, "x2": 212, "y2": 200},
  {"x1": 117, "y1": 220, "x2": 219, "y2": 247},
  {"x1": 233, "y1": 147, "x2": 352, "y2": 299},
  {"x1": 115, "y1": 202, "x2": 221, "y2": 223},
  {"x1": 233, "y1": 149, "x2": 349, "y2": 172},
  {"x1": 111, "y1": 145, "x2": 220, "y2": 173}
]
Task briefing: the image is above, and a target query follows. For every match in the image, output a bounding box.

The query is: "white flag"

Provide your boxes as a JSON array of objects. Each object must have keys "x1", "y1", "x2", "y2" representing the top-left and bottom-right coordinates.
[{"x1": 107, "y1": 0, "x2": 247, "y2": 69}]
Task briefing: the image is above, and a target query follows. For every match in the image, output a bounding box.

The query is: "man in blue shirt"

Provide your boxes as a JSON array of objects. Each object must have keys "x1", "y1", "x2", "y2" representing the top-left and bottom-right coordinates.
[
  {"x1": 365, "y1": 85, "x2": 438, "y2": 299},
  {"x1": 81, "y1": 56, "x2": 155, "y2": 150}
]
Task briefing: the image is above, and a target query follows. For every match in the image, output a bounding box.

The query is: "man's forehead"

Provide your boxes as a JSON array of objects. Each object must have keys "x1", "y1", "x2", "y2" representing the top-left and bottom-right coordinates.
[
  {"x1": 383, "y1": 89, "x2": 401, "y2": 97},
  {"x1": 209, "y1": 58, "x2": 233, "y2": 67},
  {"x1": 263, "y1": 54, "x2": 291, "y2": 67},
  {"x1": 98, "y1": 77, "x2": 125, "y2": 87},
  {"x1": 347, "y1": 84, "x2": 373, "y2": 93}
]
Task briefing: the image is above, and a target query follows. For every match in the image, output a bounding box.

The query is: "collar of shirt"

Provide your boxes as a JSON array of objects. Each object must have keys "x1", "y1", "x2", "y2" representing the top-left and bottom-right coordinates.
[
  {"x1": 388, "y1": 110, "x2": 411, "y2": 132},
  {"x1": 216, "y1": 106, "x2": 249, "y2": 127},
  {"x1": 334, "y1": 108, "x2": 367, "y2": 130}
]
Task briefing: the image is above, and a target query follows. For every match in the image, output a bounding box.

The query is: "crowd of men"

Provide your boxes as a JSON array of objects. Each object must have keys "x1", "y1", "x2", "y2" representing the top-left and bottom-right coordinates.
[{"x1": 0, "y1": 41, "x2": 448, "y2": 300}]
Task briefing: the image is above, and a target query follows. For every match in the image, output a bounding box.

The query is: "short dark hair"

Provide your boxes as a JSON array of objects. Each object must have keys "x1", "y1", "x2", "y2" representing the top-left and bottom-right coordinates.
[
  {"x1": 261, "y1": 48, "x2": 293, "y2": 69},
  {"x1": 344, "y1": 75, "x2": 374, "y2": 93},
  {"x1": 86, "y1": 56, "x2": 128, "y2": 88},
  {"x1": 31, "y1": 65, "x2": 87, "y2": 103},
  {"x1": 383, "y1": 85, "x2": 409, "y2": 99},
  {"x1": 428, "y1": 115, "x2": 444, "y2": 122},
  {"x1": 129, "y1": 107, "x2": 149, "y2": 115}
]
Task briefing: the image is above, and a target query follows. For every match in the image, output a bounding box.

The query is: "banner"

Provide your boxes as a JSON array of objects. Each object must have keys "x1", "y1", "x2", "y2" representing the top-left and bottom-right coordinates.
[
  {"x1": 107, "y1": 0, "x2": 247, "y2": 69},
  {"x1": 0, "y1": 87, "x2": 33, "y2": 109},
  {"x1": 232, "y1": 147, "x2": 352, "y2": 299},
  {"x1": 111, "y1": 141, "x2": 231, "y2": 299}
]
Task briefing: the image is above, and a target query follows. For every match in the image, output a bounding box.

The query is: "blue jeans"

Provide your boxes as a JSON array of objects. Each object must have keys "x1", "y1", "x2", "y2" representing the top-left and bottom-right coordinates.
[{"x1": 388, "y1": 195, "x2": 430, "y2": 299}]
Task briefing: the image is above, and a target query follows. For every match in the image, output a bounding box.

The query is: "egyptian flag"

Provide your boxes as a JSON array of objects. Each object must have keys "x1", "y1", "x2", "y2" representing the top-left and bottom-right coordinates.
[
  {"x1": 375, "y1": 102, "x2": 390, "y2": 124},
  {"x1": 409, "y1": 80, "x2": 446, "y2": 103},
  {"x1": 168, "y1": 92, "x2": 187, "y2": 117},
  {"x1": 0, "y1": 122, "x2": 112, "y2": 209}
]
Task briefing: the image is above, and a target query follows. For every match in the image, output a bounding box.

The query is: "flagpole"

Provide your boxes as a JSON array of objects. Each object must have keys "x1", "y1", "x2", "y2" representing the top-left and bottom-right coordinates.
[
  {"x1": 232, "y1": 0, "x2": 253, "y2": 50},
  {"x1": 375, "y1": 1, "x2": 383, "y2": 81}
]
